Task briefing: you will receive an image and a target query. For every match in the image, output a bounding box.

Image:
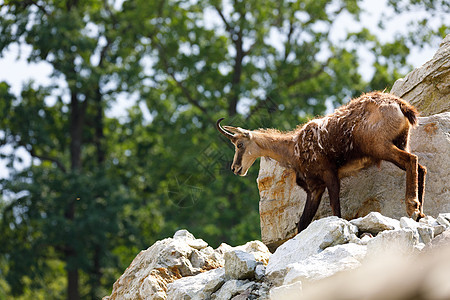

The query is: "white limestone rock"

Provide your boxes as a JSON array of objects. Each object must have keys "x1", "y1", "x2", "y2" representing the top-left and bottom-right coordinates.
[
  {"x1": 295, "y1": 239, "x2": 450, "y2": 300},
  {"x1": 350, "y1": 212, "x2": 400, "y2": 235},
  {"x1": 255, "y1": 264, "x2": 266, "y2": 281},
  {"x1": 366, "y1": 229, "x2": 419, "y2": 258},
  {"x1": 104, "y1": 230, "x2": 225, "y2": 300},
  {"x1": 166, "y1": 268, "x2": 225, "y2": 300},
  {"x1": 433, "y1": 225, "x2": 447, "y2": 237},
  {"x1": 439, "y1": 213, "x2": 450, "y2": 221},
  {"x1": 400, "y1": 216, "x2": 438, "y2": 244},
  {"x1": 417, "y1": 226, "x2": 434, "y2": 244},
  {"x1": 269, "y1": 281, "x2": 302, "y2": 300},
  {"x1": 234, "y1": 240, "x2": 272, "y2": 265},
  {"x1": 211, "y1": 279, "x2": 255, "y2": 300},
  {"x1": 224, "y1": 250, "x2": 257, "y2": 280},
  {"x1": 266, "y1": 217, "x2": 358, "y2": 285},
  {"x1": 419, "y1": 215, "x2": 440, "y2": 227},
  {"x1": 283, "y1": 243, "x2": 367, "y2": 286},
  {"x1": 437, "y1": 215, "x2": 450, "y2": 227}
]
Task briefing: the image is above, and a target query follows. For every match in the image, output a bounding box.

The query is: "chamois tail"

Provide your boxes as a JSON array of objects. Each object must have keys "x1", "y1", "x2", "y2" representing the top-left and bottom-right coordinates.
[{"x1": 399, "y1": 101, "x2": 419, "y2": 126}]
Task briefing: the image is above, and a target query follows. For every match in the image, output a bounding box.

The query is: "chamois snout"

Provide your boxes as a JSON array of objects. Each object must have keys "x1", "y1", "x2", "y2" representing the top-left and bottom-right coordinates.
[
  {"x1": 231, "y1": 165, "x2": 243, "y2": 176},
  {"x1": 231, "y1": 148, "x2": 246, "y2": 176}
]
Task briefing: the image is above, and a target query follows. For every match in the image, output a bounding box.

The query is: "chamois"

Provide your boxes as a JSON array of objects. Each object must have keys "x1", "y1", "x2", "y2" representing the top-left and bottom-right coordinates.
[{"x1": 217, "y1": 91, "x2": 426, "y2": 233}]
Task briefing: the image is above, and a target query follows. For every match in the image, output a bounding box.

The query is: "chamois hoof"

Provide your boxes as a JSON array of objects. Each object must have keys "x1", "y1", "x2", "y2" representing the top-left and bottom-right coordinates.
[{"x1": 411, "y1": 211, "x2": 426, "y2": 222}]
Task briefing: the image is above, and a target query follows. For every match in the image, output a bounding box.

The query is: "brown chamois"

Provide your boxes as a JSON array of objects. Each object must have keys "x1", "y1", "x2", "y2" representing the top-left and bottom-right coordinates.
[{"x1": 217, "y1": 91, "x2": 426, "y2": 233}]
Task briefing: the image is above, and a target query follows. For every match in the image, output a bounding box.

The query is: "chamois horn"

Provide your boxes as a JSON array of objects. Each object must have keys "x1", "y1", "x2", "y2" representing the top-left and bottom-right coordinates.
[{"x1": 216, "y1": 118, "x2": 234, "y2": 140}]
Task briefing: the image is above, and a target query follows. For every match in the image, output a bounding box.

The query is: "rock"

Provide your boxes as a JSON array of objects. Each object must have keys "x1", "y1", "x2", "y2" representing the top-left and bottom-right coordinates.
[
  {"x1": 166, "y1": 268, "x2": 225, "y2": 300},
  {"x1": 251, "y1": 282, "x2": 270, "y2": 300},
  {"x1": 174, "y1": 229, "x2": 209, "y2": 250},
  {"x1": 173, "y1": 229, "x2": 196, "y2": 240},
  {"x1": 418, "y1": 215, "x2": 440, "y2": 226},
  {"x1": 211, "y1": 280, "x2": 255, "y2": 300},
  {"x1": 105, "y1": 230, "x2": 224, "y2": 300},
  {"x1": 265, "y1": 217, "x2": 358, "y2": 285},
  {"x1": 439, "y1": 213, "x2": 450, "y2": 221},
  {"x1": 350, "y1": 212, "x2": 400, "y2": 235},
  {"x1": 417, "y1": 226, "x2": 434, "y2": 244},
  {"x1": 257, "y1": 157, "x2": 308, "y2": 251},
  {"x1": 391, "y1": 34, "x2": 450, "y2": 116},
  {"x1": 104, "y1": 228, "x2": 272, "y2": 300},
  {"x1": 437, "y1": 213, "x2": 450, "y2": 228},
  {"x1": 234, "y1": 240, "x2": 271, "y2": 265},
  {"x1": 255, "y1": 264, "x2": 266, "y2": 281},
  {"x1": 359, "y1": 234, "x2": 373, "y2": 245},
  {"x1": 366, "y1": 229, "x2": 419, "y2": 258},
  {"x1": 423, "y1": 229, "x2": 450, "y2": 251},
  {"x1": 269, "y1": 281, "x2": 302, "y2": 300},
  {"x1": 294, "y1": 241, "x2": 450, "y2": 300},
  {"x1": 283, "y1": 243, "x2": 366, "y2": 286},
  {"x1": 224, "y1": 250, "x2": 257, "y2": 280},
  {"x1": 106, "y1": 212, "x2": 450, "y2": 300},
  {"x1": 433, "y1": 225, "x2": 447, "y2": 237},
  {"x1": 400, "y1": 216, "x2": 421, "y2": 231},
  {"x1": 258, "y1": 112, "x2": 450, "y2": 249},
  {"x1": 400, "y1": 217, "x2": 438, "y2": 244},
  {"x1": 437, "y1": 214, "x2": 450, "y2": 227}
]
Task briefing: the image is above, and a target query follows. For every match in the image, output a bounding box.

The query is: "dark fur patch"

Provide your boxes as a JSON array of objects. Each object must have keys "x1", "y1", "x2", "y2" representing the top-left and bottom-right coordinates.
[
  {"x1": 393, "y1": 128, "x2": 409, "y2": 150},
  {"x1": 399, "y1": 102, "x2": 418, "y2": 126}
]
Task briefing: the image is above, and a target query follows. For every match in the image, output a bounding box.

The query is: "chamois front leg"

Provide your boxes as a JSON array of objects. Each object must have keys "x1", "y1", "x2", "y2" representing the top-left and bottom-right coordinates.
[
  {"x1": 297, "y1": 187, "x2": 325, "y2": 233},
  {"x1": 323, "y1": 170, "x2": 341, "y2": 217}
]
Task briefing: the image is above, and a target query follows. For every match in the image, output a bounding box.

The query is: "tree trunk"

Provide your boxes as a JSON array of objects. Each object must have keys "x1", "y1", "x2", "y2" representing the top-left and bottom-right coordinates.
[
  {"x1": 91, "y1": 85, "x2": 104, "y2": 298},
  {"x1": 67, "y1": 266, "x2": 80, "y2": 300},
  {"x1": 228, "y1": 31, "x2": 244, "y2": 117},
  {"x1": 94, "y1": 85, "x2": 105, "y2": 164},
  {"x1": 66, "y1": 90, "x2": 86, "y2": 300}
]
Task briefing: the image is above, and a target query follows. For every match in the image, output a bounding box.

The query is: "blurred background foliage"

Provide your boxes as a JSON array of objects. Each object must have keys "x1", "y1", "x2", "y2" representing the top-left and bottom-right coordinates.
[{"x1": 0, "y1": 0, "x2": 448, "y2": 298}]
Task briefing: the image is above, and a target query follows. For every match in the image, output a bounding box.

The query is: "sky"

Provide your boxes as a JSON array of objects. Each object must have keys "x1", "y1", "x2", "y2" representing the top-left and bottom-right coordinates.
[{"x1": 0, "y1": 0, "x2": 444, "y2": 179}]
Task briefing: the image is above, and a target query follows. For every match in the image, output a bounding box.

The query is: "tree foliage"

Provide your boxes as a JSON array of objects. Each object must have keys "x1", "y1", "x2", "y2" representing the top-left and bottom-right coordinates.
[{"x1": 0, "y1": 0, "x2": 447, "y2": 299}]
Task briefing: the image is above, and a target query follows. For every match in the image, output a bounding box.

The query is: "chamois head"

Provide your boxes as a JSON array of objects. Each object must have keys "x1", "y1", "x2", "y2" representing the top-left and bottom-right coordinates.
[{"x1": 216, "y1": 118, "x2": 260, "y2": 176}]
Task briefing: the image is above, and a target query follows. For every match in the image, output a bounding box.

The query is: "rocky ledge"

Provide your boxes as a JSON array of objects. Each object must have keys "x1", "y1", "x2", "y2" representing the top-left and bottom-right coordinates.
[{"x1": 104, "y1": 212, "x2": 450, "y2": 300}]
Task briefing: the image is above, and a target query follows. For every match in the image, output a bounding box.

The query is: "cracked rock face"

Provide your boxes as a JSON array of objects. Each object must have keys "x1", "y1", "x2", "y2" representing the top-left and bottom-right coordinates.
[
  {"x1": 103, "y1": 230, "x2": 271, "y2": 300},
  {"x1": 103, "y1": 230, "x2": 222, "y2": 300},
  {"x1": 391, "y1": 34, "x2": 450, "y2": 116}
]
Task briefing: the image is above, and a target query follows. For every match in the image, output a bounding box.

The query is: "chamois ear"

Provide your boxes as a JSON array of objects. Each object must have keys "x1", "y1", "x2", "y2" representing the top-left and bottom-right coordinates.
[{"x1": 223, "y1": 126, "x2": 251, "y2": 138}]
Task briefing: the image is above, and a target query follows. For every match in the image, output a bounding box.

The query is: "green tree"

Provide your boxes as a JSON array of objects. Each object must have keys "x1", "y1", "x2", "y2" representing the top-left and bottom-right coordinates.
[{"x1": 0, "y1": 1, "x2": 154, "y2": 299}]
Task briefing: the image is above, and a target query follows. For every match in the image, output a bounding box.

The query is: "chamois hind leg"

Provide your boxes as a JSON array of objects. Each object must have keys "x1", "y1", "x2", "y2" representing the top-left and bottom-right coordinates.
[
  {"x1": 417, "y1": 163, "x2": 427, "y2": 216},
  {"x1": 383, "y1": 144, "x2": 422, "y2": 220},
  {"x1": 297, "y1": 187, "x2": 325, "y2": 233}
]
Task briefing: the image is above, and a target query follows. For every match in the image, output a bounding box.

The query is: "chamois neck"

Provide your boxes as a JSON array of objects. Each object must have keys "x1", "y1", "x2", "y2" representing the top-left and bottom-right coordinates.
[{"x1": 252, "y1": 130, "x2": 296, "y2": 168}]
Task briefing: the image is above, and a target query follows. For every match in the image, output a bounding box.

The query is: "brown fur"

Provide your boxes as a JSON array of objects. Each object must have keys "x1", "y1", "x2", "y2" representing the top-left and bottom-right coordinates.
[{"x1": 217, "y1": 91, "x2": 427, "y2": 233}]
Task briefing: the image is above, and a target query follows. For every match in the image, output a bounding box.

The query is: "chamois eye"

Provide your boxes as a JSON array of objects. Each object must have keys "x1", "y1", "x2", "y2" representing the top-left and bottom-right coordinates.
[{"x1": 237, "y1": 143, "x2": 243, "y2": 148}]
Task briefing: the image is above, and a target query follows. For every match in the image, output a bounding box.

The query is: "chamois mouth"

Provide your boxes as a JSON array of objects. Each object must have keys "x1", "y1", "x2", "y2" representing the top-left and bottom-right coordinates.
[{"x1": 234, "y1": 166, "x2": 243, "y2": 176}]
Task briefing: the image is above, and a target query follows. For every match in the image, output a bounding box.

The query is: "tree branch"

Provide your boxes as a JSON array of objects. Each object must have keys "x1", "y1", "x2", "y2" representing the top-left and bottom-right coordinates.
[
  {"x1": 150, "y1": 37, "x2": 208, "y2": 115},
  {"x1": 214, "y1": 5, "x2": 233, "y2": 33},
  {"x1": 27, "y1": 0, "x2": 50, "y2": 16},
  {"x1": 28, "y1": 146, "x2": 67, "y2": 173},
  {"x1": 286, "y1": 57, "x2": 332, "y2": 88}
]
